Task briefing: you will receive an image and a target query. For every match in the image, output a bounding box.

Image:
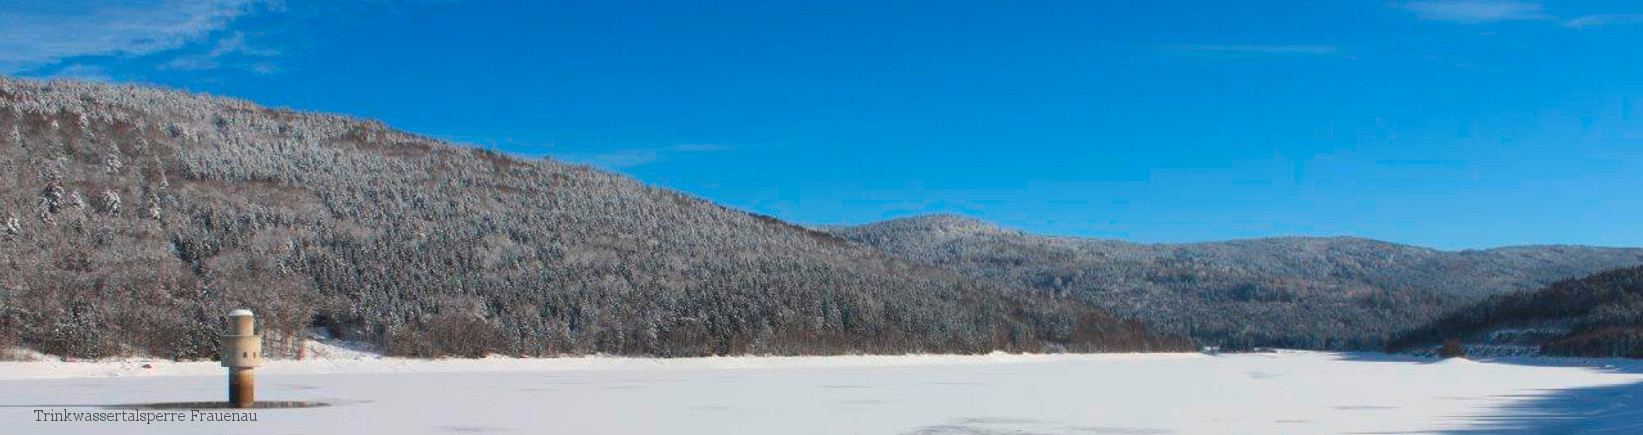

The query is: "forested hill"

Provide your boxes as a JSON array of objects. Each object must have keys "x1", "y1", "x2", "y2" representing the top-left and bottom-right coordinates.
[
  {"x1": 1388, "y1": 265, "x2": 1643, "y2": 358},
  {"x1": 824, "y1": 215, "x2": 1643, "y2": 350},
  {"x1": 0, "y1": 78, "x2": 1190, "y2": 360}
]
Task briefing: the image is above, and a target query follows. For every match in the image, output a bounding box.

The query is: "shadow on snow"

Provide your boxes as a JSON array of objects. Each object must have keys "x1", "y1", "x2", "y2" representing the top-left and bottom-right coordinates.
[{"x1": 1336, "y1": 352, "x2": 1643, "y2": 433}]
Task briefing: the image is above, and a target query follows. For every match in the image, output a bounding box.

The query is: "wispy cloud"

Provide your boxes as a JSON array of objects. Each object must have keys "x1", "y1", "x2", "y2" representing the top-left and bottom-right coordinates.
[
  {"x1": 1414, "y1": 55, "x2": 1501, "y2": 73},
  {"x1": 43, "y1": 64, "x2": 114, "y2": 82},
  {"x1": 1393, "y1": 1, "x2": 1643, "y2": 29},
  {"x1": 0, "y1": 0, "x2": 271, "y2": 74},
  {"x1": 1392, "y1": 1, "x2": 1554, "y2": 24},
  {"x1": 161, "y1": 31, "x2": 282, "y2": 72},
  {"x1": 1162, "y1": 45, "x2": 1339, "y2": 55},
  {"x1": 1565, "y1": 14, "x2": 1643, "y2": 29},
  {"x1": 560, "y1": 144, "x2": 738, "y2": 169}
]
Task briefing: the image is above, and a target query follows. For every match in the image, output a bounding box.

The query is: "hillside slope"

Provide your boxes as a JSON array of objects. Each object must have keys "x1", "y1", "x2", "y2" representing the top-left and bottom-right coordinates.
[
  {"x1": 1388, "y1": 265, "x2": 1643, "y2": 358},
  {"x1": 824, "y1": 215, "x2": 1643, "y2": 349},
  {"x1": 0, "y1": 78, "x2": 1189, "y2": 360}
]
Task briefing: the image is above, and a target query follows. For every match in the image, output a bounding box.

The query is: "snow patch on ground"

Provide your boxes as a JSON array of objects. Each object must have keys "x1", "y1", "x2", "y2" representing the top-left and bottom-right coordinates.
[
  {"x1": 299, "y1": 328, "x2": 385, "y2": 361},
  {"x1": 0, "y1": 346, "x2": 50, "y2": 362}
]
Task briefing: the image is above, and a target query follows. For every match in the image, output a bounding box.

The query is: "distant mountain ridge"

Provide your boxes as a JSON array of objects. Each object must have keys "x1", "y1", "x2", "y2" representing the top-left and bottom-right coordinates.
[
  {"x1": 0, "y1": 78, "x2": 1189, "y2": 360},
  {"x1": 825, "y1": 214, "x2": 1643, "y2": 350}
]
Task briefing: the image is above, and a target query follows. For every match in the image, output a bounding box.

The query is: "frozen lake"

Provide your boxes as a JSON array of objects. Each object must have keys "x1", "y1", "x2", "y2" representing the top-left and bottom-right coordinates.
[{"x1": 2, "y1": 351, "x2": 1639, "y2": 434}]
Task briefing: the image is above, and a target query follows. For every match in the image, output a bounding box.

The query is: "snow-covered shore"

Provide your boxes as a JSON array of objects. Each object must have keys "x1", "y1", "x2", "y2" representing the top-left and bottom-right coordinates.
[
  {"x1": 2, "y1": 349, "x2": 1640, "y2": 434},
  {"x1": 0, "y1": 345, "x2": 1203, "y2": 381}
]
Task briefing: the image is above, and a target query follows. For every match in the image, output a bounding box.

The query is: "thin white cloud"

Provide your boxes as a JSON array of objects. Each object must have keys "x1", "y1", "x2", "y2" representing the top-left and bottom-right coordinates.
[
  {"x1": 670, "y1": 144, "x2": 736, "y2": 152},
  {"x1": 43, "y1": 64, "x2": 114, "y2": 82},
  {"x1": 1565, "y1": 14, "x2": 1643, "y2": 28},
  {"x1": 1393, "y1": 0, "x2": 1554, "y2": 24},
  {"x1": 1162, "y1": 45, "x2": 1339, "y2": 55},
  {"x1": 561, "y1": 144, "x2": 738, "y2": 169},
  {"x1": 162, "y1": 31, "x2": 281, "y2": 72},
  {"x1": 0, "y1": 0, "x2": 270, "y2": 74},
  {"x1": 1393, "y1": 1, "x2": 1643, "y2": 30},
  {"x1": 248, "y1": 62, "x2": 281, "y2": 74}
]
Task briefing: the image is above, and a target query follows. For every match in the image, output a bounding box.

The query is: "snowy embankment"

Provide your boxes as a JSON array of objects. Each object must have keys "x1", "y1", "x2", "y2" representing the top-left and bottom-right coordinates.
[
  {"x1": 2, "y1": 344, "x2": 1641, "y2": 434},
  {"x1": 0, "y1": 338, "x2": 1200, "y2": 381}
]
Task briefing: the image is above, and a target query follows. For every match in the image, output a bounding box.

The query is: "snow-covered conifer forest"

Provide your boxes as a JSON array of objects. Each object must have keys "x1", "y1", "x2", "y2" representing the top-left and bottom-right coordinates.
[{"x1": 0, "y1": 78, "x2": 1188, "y2": 360}]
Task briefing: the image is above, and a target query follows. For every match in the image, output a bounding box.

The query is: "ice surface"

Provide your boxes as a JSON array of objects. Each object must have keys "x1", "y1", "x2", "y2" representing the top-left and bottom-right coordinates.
[{"x1": 2, "y1": 351, "x2": 1639, "y2": 434}]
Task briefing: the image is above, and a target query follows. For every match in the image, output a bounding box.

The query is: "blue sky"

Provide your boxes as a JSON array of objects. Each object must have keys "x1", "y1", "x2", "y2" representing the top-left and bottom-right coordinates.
[{"x1": 4, "y1": 0, "x2": 1641, "y2": 249}]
